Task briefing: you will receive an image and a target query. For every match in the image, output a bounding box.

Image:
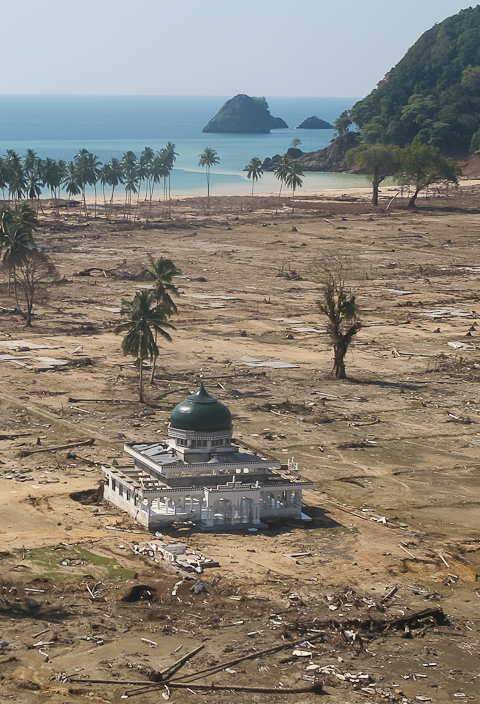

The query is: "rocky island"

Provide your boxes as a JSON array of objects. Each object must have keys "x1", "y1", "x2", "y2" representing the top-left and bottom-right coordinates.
[
  {"x1": 202, "y1": 94, "x2": 288, "y2": 133},
  {"x1": 262, "y1": 131, "x2": 359, "y2": 172},
  {"x1": 297, "y1": 115, "x2": 333, "y2": 129}
]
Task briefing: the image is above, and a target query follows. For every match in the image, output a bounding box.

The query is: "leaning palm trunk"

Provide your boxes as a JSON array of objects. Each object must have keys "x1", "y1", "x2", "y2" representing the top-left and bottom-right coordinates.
[
  {"x1": 150, "y1": 329, "x2": 158, "y2": 383},
  {"x1": 138, "y1": 355, "x2": 145, "y2": 403},
  {"x1": 276, "y1": 181, "x2": 284, "y2": 213},
  {"x1": 82, "y1": 187, "x2": 88, "y2": 219},
  {"x1": 109, "y1": 185, "x2": 116, "y2": 220}
]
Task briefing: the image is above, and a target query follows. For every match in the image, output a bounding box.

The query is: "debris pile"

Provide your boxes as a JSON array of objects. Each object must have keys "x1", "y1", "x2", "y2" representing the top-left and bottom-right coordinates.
[{"x1": 132, "y1": 540, "x2": 219, "y2": 573}]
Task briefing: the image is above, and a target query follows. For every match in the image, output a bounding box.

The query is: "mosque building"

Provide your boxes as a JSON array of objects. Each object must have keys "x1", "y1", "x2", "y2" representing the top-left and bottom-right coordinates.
[{"x1": 103, "y1": 384, "x2": 314, "y2": 530}]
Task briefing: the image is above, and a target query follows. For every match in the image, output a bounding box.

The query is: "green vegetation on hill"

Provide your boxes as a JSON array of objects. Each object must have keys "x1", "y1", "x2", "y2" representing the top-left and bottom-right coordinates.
[{"x1": 349, "y1": 6, "x2": 480, "y2": 154}]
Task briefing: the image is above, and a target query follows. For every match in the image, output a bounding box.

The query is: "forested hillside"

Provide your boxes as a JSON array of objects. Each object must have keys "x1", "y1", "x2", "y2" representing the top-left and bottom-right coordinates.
[{"x1": 349, "y1": 6, "x2": 480, "y2": 155}]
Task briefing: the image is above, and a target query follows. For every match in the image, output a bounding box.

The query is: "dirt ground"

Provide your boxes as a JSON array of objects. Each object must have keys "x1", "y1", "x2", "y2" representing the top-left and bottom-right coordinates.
[{"x1": 1, "y1": 183, "x2": 480, "y2": 703}]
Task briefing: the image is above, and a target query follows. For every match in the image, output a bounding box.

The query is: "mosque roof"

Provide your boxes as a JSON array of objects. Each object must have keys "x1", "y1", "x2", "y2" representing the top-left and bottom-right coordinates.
[{"x1": 170, "y1": 383, "x2": 232, "y2": 432}]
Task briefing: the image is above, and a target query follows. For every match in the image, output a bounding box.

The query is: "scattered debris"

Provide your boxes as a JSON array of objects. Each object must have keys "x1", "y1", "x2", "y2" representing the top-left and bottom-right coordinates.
[{"x1": 132, "y1": 540, "x2": 218, "y2": 572}]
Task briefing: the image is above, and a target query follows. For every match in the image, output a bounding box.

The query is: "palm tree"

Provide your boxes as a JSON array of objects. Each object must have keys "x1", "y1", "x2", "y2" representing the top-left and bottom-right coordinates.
[
  {"x1": 73, "y1": 150, "x2": 101, "y2": 218},
  {"x1": 285, "y1": 162, "x2": 304, "y2": 212},
  {"x1": 121, "y1": 152, "x2": 138, "y2": 220},
  {"x1": 164, "y1": 142, "x2": 178, "y2": 214},
  {"x1": 107, "y1": 158, "x2": 124, "y2": 216},
  {"x1": 42, "y1": 158, "x2": 65, "y2": 214},
  {"x1": 23, "y1": 150, "x2": 39, "y2": 183},
  {"x1": 274, "y1": 154, "x2": 293, "y2": 212},
  {"x1": 140, "y1": 254, "x2": 182, "y2": 312},
  {"x1": 86, "y1": 152, "x2": 101, "y2": 218},
  {"x1": 198, "y1": 147, "x2": 219, "y2": 208},
  {"x1": 114, "y1": 290, "x2": 175, "y2": 403},
  {"x1": 140, "y1": 254, "x2": 181, "y2": 381},
  {"x1": 140, "y1": 147, "x2": 154, "y2": 201},
  {"x1": 136, "y1": 153, "x2": 150, "y2": 217},
  {"x1": 157, "y1": 148, "x2": 169, "y2": 209},
  {"x1": 6, "y1": 151, "x2": 26, "y2": 203},
  {"x1": 63, "y1": 161, "x2": 82, "y2": 211},
  {"x1": 0, "y1": 203, "x2": 37, "y2": 297},
  {"x1": 148, "y1": 155, "x2": 168, "y2": 218},
  {"x1": 0, "y1": 158, "x2": 8, "y2": 200},
  {"x1": 74, "y1": 149, "x2": 91, "y2": 218},
  {"x1": 24, "y1": 152, "x2": 43, "y2": 210},
  {"x1": 244, "y1": 157, "x2": 264, "y2": 207},
  {"x1": 98, "y1": 163, "x2": 111, "y2": 208}
]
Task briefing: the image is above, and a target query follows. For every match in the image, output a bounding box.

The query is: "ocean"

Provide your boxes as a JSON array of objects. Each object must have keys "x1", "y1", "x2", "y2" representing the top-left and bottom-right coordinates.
[{"x1": 0, "y1": 95, "x2": 369, "y2": 196}]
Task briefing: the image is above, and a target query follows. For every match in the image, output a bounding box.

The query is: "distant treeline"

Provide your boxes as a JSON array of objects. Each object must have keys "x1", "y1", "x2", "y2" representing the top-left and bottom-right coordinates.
[{"x1": 0, "y1": 144, "x2": 178, "y2": 217}]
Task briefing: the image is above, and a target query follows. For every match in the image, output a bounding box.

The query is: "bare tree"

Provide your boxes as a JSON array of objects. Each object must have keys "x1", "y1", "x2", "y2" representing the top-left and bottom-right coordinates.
[
  {"x1": 315, "y1": 253, "x2": 361, "y2": 379},
  {"x1": 11, "y1": 249, "x2": 59, "y2": 326}
]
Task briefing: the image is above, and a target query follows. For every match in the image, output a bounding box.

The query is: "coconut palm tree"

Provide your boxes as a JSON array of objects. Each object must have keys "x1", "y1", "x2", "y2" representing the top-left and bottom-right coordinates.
[
  {"x1": 274, "y1": 153, "x2": 293, "y2": 212},
  {"x1": 23, "y1": 150, "x2": 39, "y2": 182},
  {"x1": 73, "y1": 150, "x2": 101, "y2": 218},
  {"x1": 140, "y1": 254, "x2": 182, "y2": 313},
  {"x1": 148, "y1": 155, "x2": 168, "y2": 218},
  {"x1": 86, "y1": 152, "x2": 101, "y2": 218},
  {"x1": 285, "y1": 162, "x2": 304, "y2": 212},
  {"x1": 6, "y1": 151, "x2": 26, "y2": 203},
  {"x1": 24, "y1": 152, "x2": 43, "y2": 210},
  {"x1": 140, "y1": 147, "x2": 154, "y2": 201},
  {"x1": 140, "y1": 254, "x2": 181, "y2": 381},
  {"x1": 74, "y1": 149, "x2": 91, "y2": 218},
  {"x1": 164, "y1": 142, "x2": 178, "y2": 213},
  {"x1": 0, "y1": 158, "x2": 8, "y2": 200},
  {"x1": 244, "y1": 157, "x2": 264, "y2": 207},
  {"x1": 106, "y1": 158, "x2": 124, "y2": 216},
  {"x1": 63, "y1": 162, "x2": 81, "y2": 211},
  {"x1": 114, "y1": 290, "x2": 175, "y2": 402},
  {"x1": 136, "y1": 153, "x2": 150, "y2": 217},
  {"x1": 157, "y1": 148, "x2": 169, "y2": 209},
  {"x1": 198, "y1": 147, "x2": 219, "y2": 208},
  {"x1": 98, "y1": 163, "x2": 111, "y2": 208},
  {"x1": 121, "y1": 152, "x2": 139, "y2": 220},
  {"x1": 0, "y1": 203, "x2": 37, "y2": 297},
  {"x1": 42, "y1": 158, "x2": 65, "y2": 214}
]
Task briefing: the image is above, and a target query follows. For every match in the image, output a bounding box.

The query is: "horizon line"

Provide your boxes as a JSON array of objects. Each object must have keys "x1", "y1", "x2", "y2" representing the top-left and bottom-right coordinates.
[{"x1": 0, "y1": 93, "x2": 362, "y2": 99}]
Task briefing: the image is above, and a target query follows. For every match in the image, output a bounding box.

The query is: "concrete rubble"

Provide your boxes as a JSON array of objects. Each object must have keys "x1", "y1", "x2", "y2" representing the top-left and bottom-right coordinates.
[{"x1": 132, "y1": 539, "x2": 219, "y2": 573}]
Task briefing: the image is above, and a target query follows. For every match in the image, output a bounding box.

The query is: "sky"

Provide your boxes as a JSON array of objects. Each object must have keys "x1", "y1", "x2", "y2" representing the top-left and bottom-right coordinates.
[{"x1": 0, "y1": 0, "x2": 476, "y2": 97}]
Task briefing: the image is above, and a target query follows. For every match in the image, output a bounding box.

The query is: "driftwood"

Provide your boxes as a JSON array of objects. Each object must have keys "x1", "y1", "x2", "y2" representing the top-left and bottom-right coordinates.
[
  {"x1": 381, "y1": 585, "x2": 398, "y2": 602},
  {"x1": 147, "y1": 644, "x2": 204, "y2": 682},
  {"x1": 69, "y1": 608, "x2": 443, "y2": 691},
  {"x1": 398, "y1": 544, "x2": 416, "y2": 559},
  {"x1": 68, "y1": 397, "x2": 133, "y2": 404},
  {"x1": 74, "y1": 263, "x2": 127, "y2": 277},
  {"x1": 145, "y1": 682, "x2": 322, "y2": 694},
  {"x1": 392, "y1": 348, "x2": 437, "y2": 358},
  {"x1": 383, "y1": 606, "x2": 444, "y2": 631},
  {"x1": 68, "y1": 678, "x2": 321, "y2": 694},
  {"x1": 0, "y1": 433, "x2": 33, "y2": 440},
  {"x1": 21, "y1": 438, "x2": 95, "y2": 457},
  {"x1": 350, "y1": 419, "x2": 380, "y2": 427},
  {"x1": 385, "y1": 191, "x2": 400, "y2": 211}
]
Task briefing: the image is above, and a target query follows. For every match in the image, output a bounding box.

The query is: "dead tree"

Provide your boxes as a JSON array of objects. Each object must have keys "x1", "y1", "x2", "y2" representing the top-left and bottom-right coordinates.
[
  {"x1": 12, "y1": 248, "x2": 59, "y2": 326},
  {"x1": 317, "y1": 276, "x2": 361, "y2": 380}
]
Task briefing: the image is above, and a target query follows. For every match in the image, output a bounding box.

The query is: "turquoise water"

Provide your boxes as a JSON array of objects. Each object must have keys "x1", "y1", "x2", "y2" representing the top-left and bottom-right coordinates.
[{"x1": 0, "y1": 95, "x2": 369, "y2": 195}]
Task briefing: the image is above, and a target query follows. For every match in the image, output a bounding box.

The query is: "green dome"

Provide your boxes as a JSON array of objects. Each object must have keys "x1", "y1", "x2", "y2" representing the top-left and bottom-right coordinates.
[{"x1": 170, "y1": 384, "x2": 232, "y2": 432}]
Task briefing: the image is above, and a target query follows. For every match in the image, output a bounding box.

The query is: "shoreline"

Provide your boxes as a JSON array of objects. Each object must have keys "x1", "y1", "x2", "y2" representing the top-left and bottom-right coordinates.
[{"x1": 64, "y1": 178, "x2": 480, "y2": 208}]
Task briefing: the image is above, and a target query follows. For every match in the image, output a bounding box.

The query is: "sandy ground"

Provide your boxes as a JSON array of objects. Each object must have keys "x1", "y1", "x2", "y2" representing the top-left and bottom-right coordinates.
[{"x1": 0, "y1": 183, "x2": 480, "y2": 703}]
